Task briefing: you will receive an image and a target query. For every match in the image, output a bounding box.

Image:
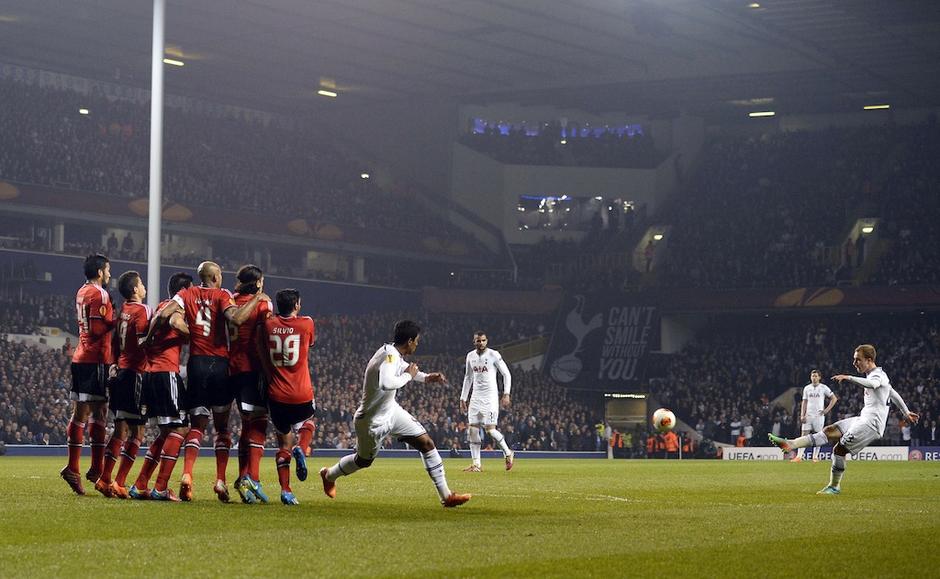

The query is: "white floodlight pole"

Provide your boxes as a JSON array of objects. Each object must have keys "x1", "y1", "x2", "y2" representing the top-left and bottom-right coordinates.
[{"x1": 147, "y1": 0, "x2": 166, "y2": 310}]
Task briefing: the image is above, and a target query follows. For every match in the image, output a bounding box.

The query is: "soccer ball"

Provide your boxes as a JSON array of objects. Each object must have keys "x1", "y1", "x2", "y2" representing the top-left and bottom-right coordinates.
[{"x1": 652, "y1": 408, "x2": 676, "y2": 432}]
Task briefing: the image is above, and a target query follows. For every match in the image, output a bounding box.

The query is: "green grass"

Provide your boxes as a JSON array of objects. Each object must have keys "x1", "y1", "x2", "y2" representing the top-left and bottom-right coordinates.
[{"x1": 1, "y1": 457, "x2": 938, "y2": 577}]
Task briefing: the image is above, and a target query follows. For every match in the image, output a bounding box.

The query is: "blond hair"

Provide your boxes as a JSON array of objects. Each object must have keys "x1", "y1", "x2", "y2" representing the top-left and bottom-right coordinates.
[{"x1": 855, "y1": 344, "x2": 877, "y2": 362}]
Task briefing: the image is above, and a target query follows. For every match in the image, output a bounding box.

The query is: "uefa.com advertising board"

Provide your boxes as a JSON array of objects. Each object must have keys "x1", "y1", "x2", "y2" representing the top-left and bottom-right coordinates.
[{"x1": 721, "y1": 446, "x2": 940, "y2": 461}]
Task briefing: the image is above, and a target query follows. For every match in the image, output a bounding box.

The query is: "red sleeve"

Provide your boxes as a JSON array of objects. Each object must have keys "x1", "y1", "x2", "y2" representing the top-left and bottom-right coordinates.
[
  {"x1": 86, "y1": 293, "x2": 113, "y2": 337},
  {"x1": 308, "y1": 318, "x2": 316, "y2": 347},
  {"x1": 217, "y1": 289, "x2": 236, "y2": 312}
]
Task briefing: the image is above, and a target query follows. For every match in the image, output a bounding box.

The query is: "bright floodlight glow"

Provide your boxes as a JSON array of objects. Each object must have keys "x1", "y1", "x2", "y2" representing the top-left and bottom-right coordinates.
[
  {"x1": 360, "y1": 173, "x2": 370, "y2": 179},
  {"x1": 748, "y1": 2, "x2": 761, "y2": 8},
  {"x1": 560, "y1": 139, "x2": 567, "y2": 145},
  {"x1": 861, "y1": 225, "x2": 874, "y2": 234},
  {"x1": 317, "y1": 89, "x2": 338, "y2": 98},
  {"x1": 863, "y1": 104, "x2": 890, "y2": 110},
  {"x1": 162, "y1": 58, "x2": 185, "y2": 67},
  {"x1": 594, "y1": 196, "x2": 603, "y2": 201},
  {"x1": 653, "y1": 233, "x2": 664, "y2": 241},
  {"x1": 749, "y1": 111, "x2": 776, "y2": 117},
  {"x1": 78, "y1": 108, "x2": 89, "y2": 115}
]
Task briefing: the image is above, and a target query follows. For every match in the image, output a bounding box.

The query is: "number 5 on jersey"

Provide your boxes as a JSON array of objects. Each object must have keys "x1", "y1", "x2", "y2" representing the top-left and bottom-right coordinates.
[{"x1": 269, "y1": 334, "x2": 301, "y2": 367}]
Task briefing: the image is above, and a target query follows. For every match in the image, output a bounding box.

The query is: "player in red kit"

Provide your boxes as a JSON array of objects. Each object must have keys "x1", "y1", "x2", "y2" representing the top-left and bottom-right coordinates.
[
  {"x1": 95, "y1": 271, "x2": 152, "y2": 499},
  {"x1": 61, "y1": 254, "x2": 116, "y2": 495},
  {"x1": 228, "y1": 265, "x2": 275, "y2": 504},
  {"x1": 155, "y1": 261, "x2": 268, "y2": 501},
  {"x1": 132, "y1": 272, "x2": 192, "y2": 501},
  {"x1": 260, "y1": 289, "x2": 316, "y2": 506}
]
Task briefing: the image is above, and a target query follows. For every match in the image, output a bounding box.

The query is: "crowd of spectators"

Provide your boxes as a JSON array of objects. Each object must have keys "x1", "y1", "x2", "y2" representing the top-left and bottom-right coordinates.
[
  {"x1": 650, "y1": 312, "x2": 940, "y2": 447},
  {"x1": 0, "y1": 79, "x2": 484, "y2": 257},
  {"x1": 461, "y1": 121, "x2": 661, "y2": 168},
  {"x1": 658, "y1": 120, "x2": 940, "y2": 289}
]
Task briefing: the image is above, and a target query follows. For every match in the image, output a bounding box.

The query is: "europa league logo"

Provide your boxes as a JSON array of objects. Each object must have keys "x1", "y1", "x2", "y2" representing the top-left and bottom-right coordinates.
[{"x1": 551, "y1": 295, "x2": 603, "y2": 383}]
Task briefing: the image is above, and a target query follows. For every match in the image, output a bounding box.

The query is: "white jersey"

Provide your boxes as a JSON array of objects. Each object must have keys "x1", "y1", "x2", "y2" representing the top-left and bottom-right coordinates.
[
  {"x1": 852, "y1": 367, "x2": 893, "y2": 436},
  {"x1": 461, "y1": 348, "x2": 511, "y2": 406},
  {"x1": 802, "y1": 383, "x2": 834, "y2": 416},
  {"x1": 354, "y1": 344, "x2": 426, "y2": 423}
]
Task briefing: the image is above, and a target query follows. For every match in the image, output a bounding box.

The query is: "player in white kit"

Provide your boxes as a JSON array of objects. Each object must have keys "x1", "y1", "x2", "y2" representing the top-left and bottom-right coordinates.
[
  {"x1": 770, "y1": 344, "x2": 918, "y2": 494},
  {"x1": 319, "y1": 320, "x2": 471, "y2": 507},
  {"x1": 792, "y1": 370, "x2": 839, "y2": 463},
  {"x1": 461, "y1": 331, "x2": 514, "y2": 472}
]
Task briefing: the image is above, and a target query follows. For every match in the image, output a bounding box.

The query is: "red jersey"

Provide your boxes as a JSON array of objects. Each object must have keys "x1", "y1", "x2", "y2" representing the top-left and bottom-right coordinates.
[
  {"x1": 263, "y1": 315, "x2": 315, "y2": 404},
  {"x1": 228, "y1": 292, "x2": 272, "y2": 375},
  {"x1": 73, "y1": 282, "x2": 115, "y2": 364},
  {"x1": 117, "y1": 301, "x2": 152, "y2": 372},
  {"x1": 147, "y1": 300, "x2": 186, "y2": 373},
  {"x1": 173, "y1": 285, "x2": 235, "y2": 357}
]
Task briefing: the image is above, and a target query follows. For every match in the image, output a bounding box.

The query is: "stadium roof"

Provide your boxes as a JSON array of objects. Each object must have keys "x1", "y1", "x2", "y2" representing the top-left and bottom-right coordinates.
[{"x1": 1, "y1": 0, "x2": 939, "y2": 118}]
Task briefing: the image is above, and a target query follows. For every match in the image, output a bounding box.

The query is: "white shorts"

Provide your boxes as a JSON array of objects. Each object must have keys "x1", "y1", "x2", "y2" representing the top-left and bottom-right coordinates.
[
  {"x1": 354, "y1": 405, "x2": 427, "y2": 460},
  {"x1": 467, "y1": 401, "x2": 498, "y2": 426},
  {"x1": 833, "y1": 417, "x2": 880, "y2": 454},
  {"x1": 802, "y1": 415, "x2": 825, "y2": 433}
]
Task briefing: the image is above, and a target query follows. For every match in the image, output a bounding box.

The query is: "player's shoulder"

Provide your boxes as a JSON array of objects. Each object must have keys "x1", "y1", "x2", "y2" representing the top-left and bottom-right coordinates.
[{"x1": 489, "y1": 348, "x2": 502, "y2": 359}]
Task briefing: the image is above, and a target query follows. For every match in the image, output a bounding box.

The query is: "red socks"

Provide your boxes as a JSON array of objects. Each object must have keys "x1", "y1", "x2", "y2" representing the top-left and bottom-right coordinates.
[
  {"x1": 155, "y1": 432, "x2": 184, "y2": 492},
  {"x1": 215, "y1": 432, "x2": 232, "y2": 481},
  {"x1": 248, "y1": 417, "x2": 268, "y2": 481},
  {"x1": 114, "y1": 438, "x2": 141, "y2": 486},
  {"x1": 66, "y1": 420, "x2": 85, "y2": 473},
  {"x1": 181, "y1": 429, "x2": 203, "y2": 477},
  {"x1": 297, "y1": 420, "x2": 315, "y2": 455},
  {"x1": 135, "y1": 433, "x2": 166, "y2": 489},
  {"x1": 275, "y1": 449, "x2": 291, "y2": 492},
  {"x1": 100, "y1": 434, "x2": 125, "y2": 483},
  {"x1": 88, "y1": 419, "x2": 107, "y2": 476}
]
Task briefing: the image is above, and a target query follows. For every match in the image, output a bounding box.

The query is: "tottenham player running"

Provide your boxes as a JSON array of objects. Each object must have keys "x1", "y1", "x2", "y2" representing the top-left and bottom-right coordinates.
[
  {"x1": 319, "y1": 320, "x2": 471, "y2": 508},
  {"x1": 229, "y1": 265, "x2": 275, "y2": 504},
  {"x1": 156, "y1": 261, "x2": 267, "y2": 502},
  {"x1": 95, "y1": 271, "x2": 152, "y2": 498},
  {"x1": 61, "y1": 254, "x2": 116, "y2": 495},
  {"x1": 132, "y1": 272, "x2": 192, "y2": 501},
  {"x1": 260, "y1": 289, "x2": 316, "y2": 506},
  {"x1": 461, "y1": 331, "x2": 514, "y2": 471},
  {"x1": 791, "y1": 370, "x2": 838, "y2": 463},
  {"x1": 770, "y1": 344, "x2": 918, "y2": 494}
]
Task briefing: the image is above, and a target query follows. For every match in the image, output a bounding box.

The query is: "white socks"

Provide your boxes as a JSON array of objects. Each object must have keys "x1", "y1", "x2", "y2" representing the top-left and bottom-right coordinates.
[
  {"x1": 792, "y1": 432, "x2": 828, "y2": 449},
  {"x1": 488, "y1": 428, "x2": 512, "y2": 457},
  {"x1": 468, "y1": 426, "x2": 482, "y2": 467},
  {"x1": 327, "y1": 453, "x2": 361, "y2": 482},
  {"x1": 829, "y1": 453, "x2": 846, "y2": 488},
  {"x1": 421, "y1": 449, "x2": 451, "y2": 501}
]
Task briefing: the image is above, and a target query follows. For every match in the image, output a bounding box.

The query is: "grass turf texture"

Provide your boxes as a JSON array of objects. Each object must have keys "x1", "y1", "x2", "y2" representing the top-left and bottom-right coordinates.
[{"x1": 1, "y1": 457, "x2": 938, "y2": 577}]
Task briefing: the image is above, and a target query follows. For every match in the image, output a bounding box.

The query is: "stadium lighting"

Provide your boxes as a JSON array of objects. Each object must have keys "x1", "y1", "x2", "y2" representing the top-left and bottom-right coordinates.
[
  {"x1": 748, "y1": 2, "x2": 761, "y2": 8},
  {"x1": 317, "y1": 89, "x2": 338, "y2": 98},
  {"x1": 78, "y1": 108, "x2": 90, "y2": 115},
  {"x1": 861, "y1": 225, "x2": 875, "y2": 234},
  {"x1": 360, "y1": 173, "x2": 370, "y2": 179},
  {"x1": 863, "y1": 104, "x2": 890, "y2": 110},
  {"x1": 749, "y1": 111, "x2": 776, "y2": 118},
  {"x1": 594, "y1": 196, "x2": 603, "y2": 201},
  {"x1": 653, "y1": 233, "x2": 664, "y2": 241},
  {"x1": 162, "y1": 58, "x2": 185, "y2": 67},
  {"x1": 560, "y1": 139, "x2": 567, "y2": 145}
]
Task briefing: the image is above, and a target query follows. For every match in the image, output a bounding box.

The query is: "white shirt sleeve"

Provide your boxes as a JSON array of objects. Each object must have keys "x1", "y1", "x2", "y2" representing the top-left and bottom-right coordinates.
[
  {"x1": 495, "y1": 353, "x2": 511, "y2": 396},
  {"x1": 823, "y1": 385, "x2": 834, "y2": 398},
  {"x1": 460, "y1": 354, "x2": 472, "y2": 402},
  {"x1": 889, "y1": 388, "x2": 912, "y2": 416},
  {"x1": 802, "y1": 385, "x2": 810, "y2": 400},
  {"x1": 379, "y1": 356, "x2": 413, "y2": 391},
  {"x1": 847, "y1": 373, "x2": 884, "y2": 389}
]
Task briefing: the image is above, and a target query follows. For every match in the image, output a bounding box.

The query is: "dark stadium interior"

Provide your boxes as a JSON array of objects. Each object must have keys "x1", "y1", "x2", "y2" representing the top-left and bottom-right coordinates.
[{"x1": 1, "y1": 2, "x2": 939, "y2": 462}]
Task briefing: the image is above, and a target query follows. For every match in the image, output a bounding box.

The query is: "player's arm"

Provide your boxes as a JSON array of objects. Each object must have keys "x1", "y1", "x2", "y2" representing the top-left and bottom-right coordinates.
[
  {"x1": 822, "y1": 391, "x2": 838, "y2": 415},
  {"x1": 379, "y1": 359, "x2": 417, "y2": 391},
  {"x1": 225, "y1": 283, "x2": 269, "y2": 326},
  {"x1": 495, "y1": 354, "x2": 512, "y2": 408},
  {"x1": 889, "y1": 389, "x2": 919, "y2": 424},
  {"x1": 460, "y1": 356, "x2": 472, "y2": 413},
  {"x1": 799, "y1": 399, "x2": 807, "y2": 423},
  {"x1": 832, "y1": 373, "x2": 883, "y2": 389},
  {"x1": 168, "y1": 311, "x2": 189, "y2": 335},
  {"x1": 257, "y1": 324, "x2": 275, "y2": 379}
]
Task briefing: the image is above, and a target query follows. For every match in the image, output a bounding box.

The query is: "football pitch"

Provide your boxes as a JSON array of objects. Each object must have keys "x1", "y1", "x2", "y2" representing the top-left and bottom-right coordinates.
[{"x1": 1, "y1": 457, "x2": 938, "y2": 578}]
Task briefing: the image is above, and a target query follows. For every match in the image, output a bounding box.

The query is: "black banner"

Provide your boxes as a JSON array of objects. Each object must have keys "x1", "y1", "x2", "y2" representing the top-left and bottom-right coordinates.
[{"x1": 544, "y1": 293, "x2": 660, "y2": 390}]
